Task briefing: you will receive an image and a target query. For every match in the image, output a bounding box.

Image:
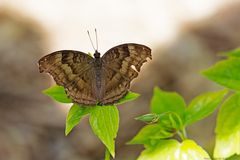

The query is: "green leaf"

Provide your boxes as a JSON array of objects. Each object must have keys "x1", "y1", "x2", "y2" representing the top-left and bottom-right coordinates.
[
  {"x1": 136, "y1": 112, "x2": 183, "y2": 129},
  {"x1": 214, "y1": 93, "x2": 240, "y2": 158},
  {"x1": 43, "y1": 85, "x2": 139, "y2": 105},
  {"x1": 89, "y1": 105, "x2": 119, "y2": 158},
  {"x1": 135, "y1": 113, "x2": 160, "y2": 123},
  {"x1": 216, "y1": 93, "x2": 240, "y2": 135},
  {"x1": 137, "y1": 139, "x2": 210, "y2": 160},
  {"x1": 227, "y1": 154, "x2": 240, "y2": 160},
  {"x1": 157, "y1": 113, "x2": 175, "y2": 128},
  {"x1": 128, "y1": 124, "x2": 175, "y2": 146},
  {"x1": 151, "y1": 87, "x2": 186, "y2": 119},
  {"x1": 184, "y1": 89, "x2": 228, "y2": 125},
  {"x1": 88, "y1": 52, "x2": 93, "y2": 57},
  {"x1": 65, "y1": 104, "x2": 92, "y2": 135},
  {"x1": 168, "y1": 112, "x2": 183, "y2": 130},
  {"x1": 202, "y1": 58, "x2": 240, "y2": 91},
  {"x1": 115, "y1": 91, "x2": 140, "y2": 105},
  {"x1": 157, "y1": 112, "x2": 183, "y2": 130},
  {"x1": 214, "y1": 131, "x2": 240, "y2": 159},
  {"x1": 43, "y1": 85, "x2": 72, "y2": 103},
  {"x1": 105, "y1": 148, "x2": 111, "y2": 160}
]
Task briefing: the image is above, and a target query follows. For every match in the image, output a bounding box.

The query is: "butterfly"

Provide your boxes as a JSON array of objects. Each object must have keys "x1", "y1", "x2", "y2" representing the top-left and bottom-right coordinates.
[{"x1": 38, "y1": 43, "x2": 151, "y2": 106}]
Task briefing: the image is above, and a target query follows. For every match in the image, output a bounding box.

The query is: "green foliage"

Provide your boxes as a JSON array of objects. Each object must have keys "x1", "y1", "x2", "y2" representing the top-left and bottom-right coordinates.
[
  {"x1": 128, "y1": 124, "x2": 175, "y2": 147},
  {"x1": 135, "y1": 112, "x2": 183, "y2": 130},
  {"x1": 202, "y1": 58, "x2": 240, "y2": 91},
  {"x1": 168, "y1": 112, "x2": 183, "y2": 130},
  {"x1": 202, "y1": 48, "x2": 240, "y2": 159},
  {"x1": 224, "y1": 48, "x2": 240, "y2": 57},
  {"x1": 151, "y1": 87, "x2": 186, "y2": 119},
  {"x1": 42, "y1": 47, "x2": 240, "y2": 159},
  {"x1": 42, "y1": 85, "x2": 139, "y2": 159},
  {"x1": 115, "y1": 91, "x2": 140, "y2": 105},
  {"x1": 214, "y1": 93, "x2": 240, "y2": 158},
  {"x1": 43, "y1": 85, "x2": 139, "y2": 106},
  {"x1": 227, "y1": 154, "x2": 240, "y2": 160},
  {"x1": 135, "y1": 113, "x2": 160, "y2": 123},
  {"x1": 43, "y1": 85, "x2": 72, "y2": 103},
  {"x1": 65, "y1": 104, "x2": 92, "y2": 135},
  {"x1": 130, "y1": 86, "x2": 227, "y2": 159},
  {"x1": 214, "y1": 131, "x2": 240, "y2": 159},
  {"x1": 131, "y1": 48, "x2": 239, "y2": 160},
  {"x1": 215, "y1": 93, "x2": 240, "y2": 136},
  {"x1": 184, "y1": 89, "x2": 228, "y2": 125},
  {"x1": 137, "y1": 139, "x2": 210, "y2": 160},
  {"x1": 105, "y1": 149, "x2": 111, "y2": 160},
  {"x1": 89, "y1": 105, "x2": 119, "y2": 158}
]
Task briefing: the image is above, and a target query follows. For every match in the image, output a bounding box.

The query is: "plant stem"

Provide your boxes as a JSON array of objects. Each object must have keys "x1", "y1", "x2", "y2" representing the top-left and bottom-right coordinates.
[
  {"x1": 182, "y1": 127, "x2": 187, "y2": 139},
  {"x1": 178, "y1": 127, "x2": 187, "y2": 141},
  {"x1": 105, "y1": 148, "x2": 111, "y2": 160}
]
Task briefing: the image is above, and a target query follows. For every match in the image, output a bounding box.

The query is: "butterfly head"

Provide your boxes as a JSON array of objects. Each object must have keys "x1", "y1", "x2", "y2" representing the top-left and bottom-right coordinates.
[
  {"x1": 88, "y1": 29, "x2": 100, "y2": 58},
  {"x1": 94, "y1": 50, "x2": 101, "y2": 58}
]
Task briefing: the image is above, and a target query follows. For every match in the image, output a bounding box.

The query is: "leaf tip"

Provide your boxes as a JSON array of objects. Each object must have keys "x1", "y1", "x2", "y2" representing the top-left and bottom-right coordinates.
[
  {"x1": 153, "y1": 86, "x2": 161, "y2": 92},
  {"x1": 42, "y1": 88, "x2": 49, "y2": 95},
  {"x1": 200, "y1": 68, "x2": 209, "y2": 77},
  {"x1": 126, "y1": 140, "x2": 134, "y2": 145},
  {"x1": 65, "y1": 128, "x2": 70, "y2": 136}
]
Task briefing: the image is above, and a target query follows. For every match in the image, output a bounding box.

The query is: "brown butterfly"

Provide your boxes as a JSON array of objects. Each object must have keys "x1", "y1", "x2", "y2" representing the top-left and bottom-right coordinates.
[{"x1": 39, "y1": 43, "x2": 151, "y2": 105}]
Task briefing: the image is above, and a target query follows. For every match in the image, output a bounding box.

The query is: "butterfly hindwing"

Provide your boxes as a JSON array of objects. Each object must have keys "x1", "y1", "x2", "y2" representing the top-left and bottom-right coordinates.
[
  {"x1": 100, "y1": 43, "x2": 152, "y2": 104},
  {"x1": 38, "y1": 50, "x2": 97, "y2": 105}
]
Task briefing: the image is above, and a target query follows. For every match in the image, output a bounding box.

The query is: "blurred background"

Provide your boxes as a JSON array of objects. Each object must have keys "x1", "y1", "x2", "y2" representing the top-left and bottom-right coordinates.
[{"x1": 0, "y1": 0, "x2": 240, "y2": 159}]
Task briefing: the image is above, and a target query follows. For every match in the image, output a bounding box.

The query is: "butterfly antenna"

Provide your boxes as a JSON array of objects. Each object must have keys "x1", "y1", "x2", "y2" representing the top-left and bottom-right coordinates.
[
  {"x1": 87, "y1": 30, "x2": 96, "y2": 51},
  {"x1": 95, "y1": 28, "x2": 98, "y2": 51}
]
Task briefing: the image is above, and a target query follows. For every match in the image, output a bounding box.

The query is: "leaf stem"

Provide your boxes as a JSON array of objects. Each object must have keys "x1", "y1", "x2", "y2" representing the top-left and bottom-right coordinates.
[
  {"x1": 182, "y1": 127, "x2": 187, "y2": 139},
  {"x1": 105, "y1": 148, "x2": 111, "y2": 160},
  {"x1": 178, "y1": 127, "x2": 187, "y2": 141}
]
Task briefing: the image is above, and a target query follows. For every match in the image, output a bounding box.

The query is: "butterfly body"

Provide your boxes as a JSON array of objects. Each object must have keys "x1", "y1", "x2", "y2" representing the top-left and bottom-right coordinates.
[
  {"x1": 39, "y1": 43, "x2": 151, "y2": 106},
  {"x1": 93, "y1": 55, "x2": 104, "y2": 101}
]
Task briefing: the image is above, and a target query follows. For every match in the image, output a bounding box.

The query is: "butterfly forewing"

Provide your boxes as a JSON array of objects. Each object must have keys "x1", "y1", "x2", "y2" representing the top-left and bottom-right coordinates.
[
  {"x1": 100, "y1": 43, "x2": 152, "y2": 104},
  {"x1": 38, "y1": 50, "x2": 97, "y2": 105}
]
